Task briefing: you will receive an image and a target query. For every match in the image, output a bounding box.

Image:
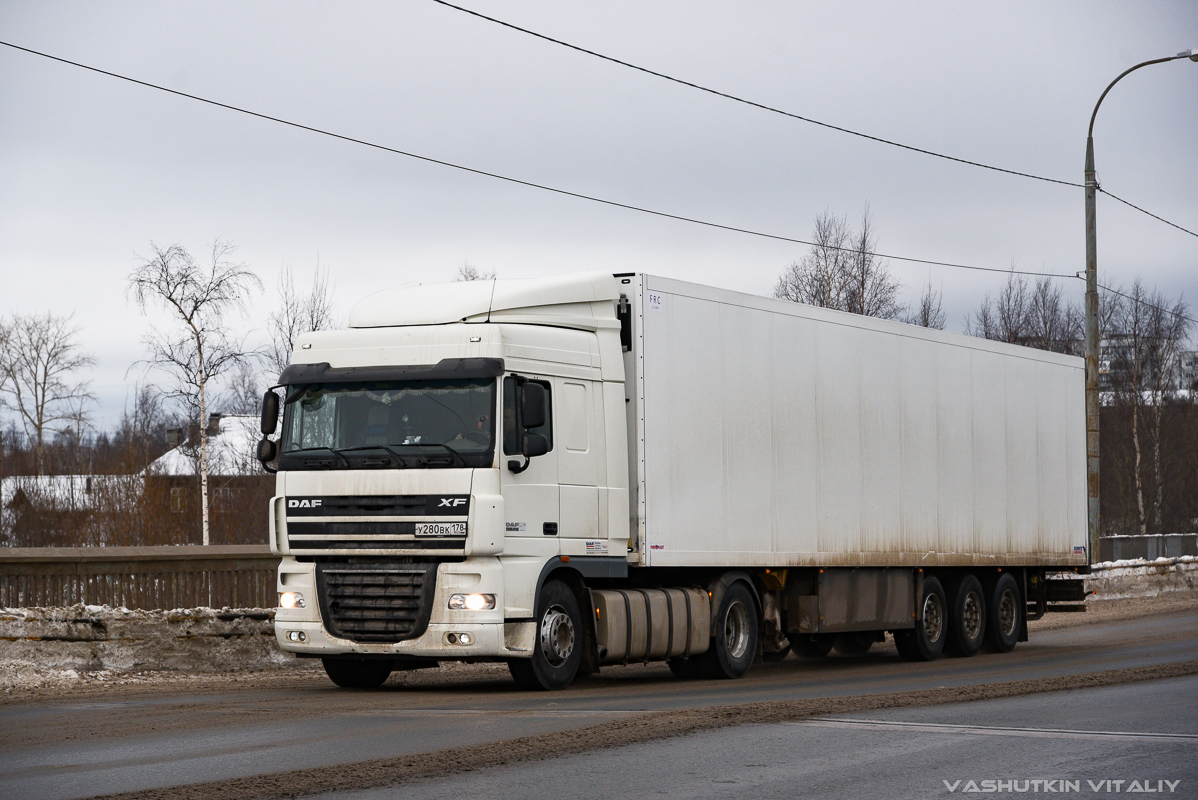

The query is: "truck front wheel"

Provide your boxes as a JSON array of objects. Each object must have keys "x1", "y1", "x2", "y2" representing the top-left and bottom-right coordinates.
[
  {"x1": 508, "y1": 580, "x2": 584, "y2": 691},
  {"x1": 321, "y1": 657, "x2": 394, "y2": 689},
  {"x1": 894, "y1": 576, "x2": 947, "y2": 662}
]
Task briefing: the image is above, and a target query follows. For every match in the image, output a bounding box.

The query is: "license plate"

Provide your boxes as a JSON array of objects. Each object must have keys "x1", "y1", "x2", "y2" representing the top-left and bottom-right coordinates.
[{"x1": 415, "y1": 522, "x2": 467, "y2": 537}]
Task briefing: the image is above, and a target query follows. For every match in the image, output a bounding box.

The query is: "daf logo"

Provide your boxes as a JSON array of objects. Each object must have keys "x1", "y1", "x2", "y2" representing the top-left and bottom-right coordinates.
[
  {"x1": 287, "y1": 499, "x2": 322, "y2": 508},
  {"x1": 438, "y1": 498, "x2": 468, "y2": 507}
]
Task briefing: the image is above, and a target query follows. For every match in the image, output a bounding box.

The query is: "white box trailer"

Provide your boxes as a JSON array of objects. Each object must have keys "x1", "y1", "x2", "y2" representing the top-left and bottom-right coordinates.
[
  {"x1": 262, "y1": 272, "x2": 1089, "y2": 691},
  {"x1": 626, "y1": 274, "x2": 1088, "y2": 569}
]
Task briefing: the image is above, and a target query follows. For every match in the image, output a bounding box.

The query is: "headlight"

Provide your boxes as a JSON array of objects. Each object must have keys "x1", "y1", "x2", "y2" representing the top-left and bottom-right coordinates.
[
  {"x1": 279, "y1": 591, "x2": 305, "y2": 609},
  {"x1": 448, "y1": 593, "x2": 496, "y2": 610}
]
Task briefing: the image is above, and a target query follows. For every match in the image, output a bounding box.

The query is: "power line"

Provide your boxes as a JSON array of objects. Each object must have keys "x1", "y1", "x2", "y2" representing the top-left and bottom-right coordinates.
[
  {"x1": 0, "y1": 39, "x2": 1075, "y2": 281},
  {"x1": 430, "y1": 0, "x2": 1081, "y2": 187},
  {"x1": 1098, "y1": 189, "x2": 1198, "y2": 240},
  {"x1": 1098, "y1": 284, "x2": 1198, "y2": 327},
  {"x1": 431, "y1": 0, "x2": 1198, "y2": 241}
]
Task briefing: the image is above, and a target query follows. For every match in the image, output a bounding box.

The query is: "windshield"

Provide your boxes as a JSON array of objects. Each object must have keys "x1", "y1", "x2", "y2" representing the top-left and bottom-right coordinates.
[{"x1": 278, "y1": 379, "x2": 495, "y2": 470}]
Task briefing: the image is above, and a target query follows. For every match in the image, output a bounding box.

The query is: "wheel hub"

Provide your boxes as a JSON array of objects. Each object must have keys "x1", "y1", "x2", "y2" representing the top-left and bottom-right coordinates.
[
  {"x1": 724, "y1": 601, "x2": 750, "y2": 659},
  {"x1": 539, "y1": 604, "x2": 575, "y2": 667},
  {"x1": 998, "y1": 589, "x2": 1018, "y2": 637},
  {"x1": 962, "y1": 591, "x2": 982, "y2": 640},
  {"x1": 923, "y1": 593, "x2": 944, "y2": 643}
]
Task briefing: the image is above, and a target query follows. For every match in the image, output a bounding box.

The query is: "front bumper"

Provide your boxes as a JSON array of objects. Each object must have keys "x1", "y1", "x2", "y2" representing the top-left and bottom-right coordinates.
[{"x1": 274, "y1": 556, "x2": 536, "y2": 659}]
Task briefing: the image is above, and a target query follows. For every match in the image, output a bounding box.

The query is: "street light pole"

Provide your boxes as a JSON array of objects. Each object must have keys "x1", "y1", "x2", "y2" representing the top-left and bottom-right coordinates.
[{"x1": 1084, "y1": 48, "x2": 1197, "y2": 567}]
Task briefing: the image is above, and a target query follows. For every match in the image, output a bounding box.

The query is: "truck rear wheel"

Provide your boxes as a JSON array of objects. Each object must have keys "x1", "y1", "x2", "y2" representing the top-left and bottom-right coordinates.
[
  {"x1": 321, "y1": 657, "x2": 394, "y2": 689},
  {"x1": 668, "y1": 581, "x2": 758, "y2": 679},
  {"x1": 945, "y1": 574, "x2": 986, "y2": 657},
  {"x1": 984, "y1": 573, "x2": 1022, "y2": 653},
  {"x1": 894, "y1": 575, "x2": 947, "y2": 662},
  {"x1": 508, "y1": 580, "x2": 584, "y2": 691}
]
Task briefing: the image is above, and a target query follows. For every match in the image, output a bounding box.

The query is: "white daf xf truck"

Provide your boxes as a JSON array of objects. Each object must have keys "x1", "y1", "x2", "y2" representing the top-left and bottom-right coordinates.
[{"x1": 259, "y1": 272, "x2": 1088, "y2": 690}]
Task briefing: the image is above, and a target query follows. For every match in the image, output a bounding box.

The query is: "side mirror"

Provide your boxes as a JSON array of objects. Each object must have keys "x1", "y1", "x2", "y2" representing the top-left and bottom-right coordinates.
[
  {"x1": 522, "y1": 433, "x2": 549, "y2": 458},
  {"x1": 261, "y1": 390, "x2": 280, "y2": 435},
  {"x1": 521, "y1": 382, "x2": 547, "y2": 429},
  {"x1": 256, "y1": 438, "x2": 277, "y2": 464}
]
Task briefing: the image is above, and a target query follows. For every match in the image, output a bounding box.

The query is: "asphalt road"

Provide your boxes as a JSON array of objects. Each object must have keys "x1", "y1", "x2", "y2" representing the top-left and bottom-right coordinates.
[
  {"x1": 2, "y1": 609, "x2": 1196, "y2": 800},
  {"x1": 327, "y1": 674, "x2": 1198, "y2": 800}
]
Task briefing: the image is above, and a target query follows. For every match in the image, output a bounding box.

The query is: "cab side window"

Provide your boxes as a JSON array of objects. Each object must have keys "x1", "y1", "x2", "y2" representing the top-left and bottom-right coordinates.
[{"x1": 503, "y1": 376, "x2": 553, "y2": 455}]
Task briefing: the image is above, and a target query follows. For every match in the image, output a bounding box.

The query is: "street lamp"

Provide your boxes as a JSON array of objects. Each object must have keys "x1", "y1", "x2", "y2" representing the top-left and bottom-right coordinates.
[{"x1": 1084, "y1": 48, "x2": 1197, "y2": 567}]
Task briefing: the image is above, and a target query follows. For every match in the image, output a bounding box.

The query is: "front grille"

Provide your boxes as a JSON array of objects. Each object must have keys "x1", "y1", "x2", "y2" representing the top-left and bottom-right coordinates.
[
  {"x1": 315, "y1": 561, "x2": 438, "y2": 643},
  {"x1": 287, "y1": 521, "x2": 466, "y2": 553}
]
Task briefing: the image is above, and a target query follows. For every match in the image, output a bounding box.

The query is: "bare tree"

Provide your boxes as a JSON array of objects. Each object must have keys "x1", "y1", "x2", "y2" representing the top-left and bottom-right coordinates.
[
  {"x1": 128, "y1": 241, "x2": 262, "y2": 546},
  {"x1": 774, "y1": 211, "x2": 852, "y2": 310},
  {"x1": 1026, "y1": 277, "x2": 1083, "y2": 354},
  {"x1": 0, "y1": 312, "x2": 95, "y2": 475},
  {"x1": 221, "y1": 360, "x2": 264, "y2": 415},
  {"x1": 843, "y1": 208, "x2": 903, "y2": 319},
  {"x1": 967, "y1": 269, "x2": 1081, "y2": 354},
  {"x1": 455, "y1": 262, "x2": 496, "y2": 281},
  {"x1": 267, "y1": 263, "x2": 337, "y2": 374},
  {"x1": 904, "y1": 279, "x2": 946, "y2": 329},
  {"x1": 1143, "y1": 292, "x2": 1190, "y2": 531}
]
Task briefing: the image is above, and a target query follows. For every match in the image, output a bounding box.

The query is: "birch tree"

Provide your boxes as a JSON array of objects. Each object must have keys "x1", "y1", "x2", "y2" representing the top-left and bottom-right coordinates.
[
  {"x1": 128, "y1": 241, "x2": 261, "y2": 546},
  {"x1": 0, "y1": 312, "x2": 95, "y2": 475}
]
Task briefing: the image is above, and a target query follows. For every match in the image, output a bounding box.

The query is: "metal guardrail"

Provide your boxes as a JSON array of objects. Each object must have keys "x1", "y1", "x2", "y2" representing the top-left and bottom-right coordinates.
[
  {"x1": 1099, "y1": 534, "x2": 1198, "y2": 562},
  {"x1": 0, "y1": 546, "x2": 279, "y2": 609}
]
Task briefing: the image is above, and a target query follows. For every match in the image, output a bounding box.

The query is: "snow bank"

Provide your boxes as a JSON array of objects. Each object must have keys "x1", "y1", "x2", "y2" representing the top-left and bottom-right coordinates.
[
  {"x1": 1086, "y1": 557, "x2": 1198, "y2": 599},
  {"x1": 0, "y1": 604, "x2": 296, "y2": 675}
]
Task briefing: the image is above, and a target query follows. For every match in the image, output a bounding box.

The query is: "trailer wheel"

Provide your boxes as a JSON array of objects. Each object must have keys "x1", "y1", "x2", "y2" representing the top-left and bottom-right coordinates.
[
  {"x1": 894, "y1": 575, "x2": 947, "y2": 662},
  {"x1": 321, "y1": 657, "x2": 394, "y2": 689},
  {"x1": 833, "y1": 631, "x2": 876, "y2": 656},
  {"x1": 945, "y1": 574, "x2": 986, "y2": 656},
  {"x1": 984, "y1": 573, "x2": 1022, "y2": 653},
  {"x1": 508, "y1": 580, "x2": 584, "y2": 691},
  {"x1": 790, "y1": 633, "x2": 835, "y2": 658}
]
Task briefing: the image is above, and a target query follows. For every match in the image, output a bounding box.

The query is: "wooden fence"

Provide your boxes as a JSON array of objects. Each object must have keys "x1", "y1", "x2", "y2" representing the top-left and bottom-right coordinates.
[{"x1": 0, "y1": 546, "x2": 279, "y2": 609}]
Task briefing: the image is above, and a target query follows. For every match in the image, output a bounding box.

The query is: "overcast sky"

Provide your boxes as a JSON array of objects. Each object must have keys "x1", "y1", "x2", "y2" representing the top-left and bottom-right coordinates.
[{"x1": 2, "y1": 1, "x2": 1196, "y2": 431}]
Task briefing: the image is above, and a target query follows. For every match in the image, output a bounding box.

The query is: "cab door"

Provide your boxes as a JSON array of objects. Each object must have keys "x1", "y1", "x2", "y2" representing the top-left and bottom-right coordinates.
[{"x1": 499, "y1": 376, "x2": 558, "y2": 542}]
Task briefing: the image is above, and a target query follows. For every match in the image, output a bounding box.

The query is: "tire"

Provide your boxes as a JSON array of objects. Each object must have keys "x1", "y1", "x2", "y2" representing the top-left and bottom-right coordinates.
[
  {"x1": 945, "y1": 573, "x2": 986, "y2": 657},
  {"x1": 790, "y1": 633, "x2": 835, "y2": 658},
  {"x1": 894, "y1": 575, "x2": 947, "y2": 662},
  {"x1": 984, "y1": 573, "x2": 1022, "y2": 653},
  {"x1": 508, "y1": 580, "x2": 584, "y2": 691},
  {"x1": 668, "y1": 581, "x2": 759, "y2": 680},
  {"x1": 832, "y1": 631, "x2": 876, "y2": 657},
  {"x1": 321, "y1": 657, "x2": 394, "y2": 689}
]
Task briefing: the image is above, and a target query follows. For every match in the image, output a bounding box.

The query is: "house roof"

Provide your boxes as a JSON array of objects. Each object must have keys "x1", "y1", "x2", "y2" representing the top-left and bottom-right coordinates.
[{"x1": 148, "y1": 414, "x2": 264, "y2": 477}]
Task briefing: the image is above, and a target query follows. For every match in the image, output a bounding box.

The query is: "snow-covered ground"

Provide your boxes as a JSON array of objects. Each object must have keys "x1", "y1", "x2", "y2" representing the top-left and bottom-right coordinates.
[{"x1": 1085, "y1": 556, "x2": 1198, "y2": 599}]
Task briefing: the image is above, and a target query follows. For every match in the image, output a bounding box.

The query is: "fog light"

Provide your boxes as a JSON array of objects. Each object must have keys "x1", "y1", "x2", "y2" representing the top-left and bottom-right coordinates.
[
  {"x1": 287, "y1": 630, "x2": 307, "y2": 642},
  {"x1": 448, "y1": 593, "x2": 495, "y2": 610},
  {"x1": 279, "y1": 591, "x2": 305, "y2": 609},
  {"x1": 459, "y1": 632, "x2": 473, "y2": 645},
  {"x1": 444, "y1": 632, "x2": 474, "y2": 646}
]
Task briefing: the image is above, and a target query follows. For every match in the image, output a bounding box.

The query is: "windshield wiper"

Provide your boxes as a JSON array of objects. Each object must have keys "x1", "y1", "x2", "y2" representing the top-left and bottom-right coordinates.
[
  {"x1": 334, "y1": 444, "x2": 412, "y2": 467},
  {"x1": 400, "y1": 442, "x2": 469, "y2": 467},
  {"x1": 284, "y1": 446, "x2": 351, "y2": 468}
]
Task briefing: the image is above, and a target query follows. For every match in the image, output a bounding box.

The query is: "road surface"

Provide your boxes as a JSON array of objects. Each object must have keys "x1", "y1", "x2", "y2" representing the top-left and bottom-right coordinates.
[{"x1": 1, "y1": 608, "x2": 1195, "y2": 800}]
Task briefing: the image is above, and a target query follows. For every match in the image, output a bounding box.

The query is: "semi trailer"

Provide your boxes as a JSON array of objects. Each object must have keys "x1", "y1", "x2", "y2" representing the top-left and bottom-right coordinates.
[{"x1": 260, "y1": 272, "x2": 1088, "y2": 690}]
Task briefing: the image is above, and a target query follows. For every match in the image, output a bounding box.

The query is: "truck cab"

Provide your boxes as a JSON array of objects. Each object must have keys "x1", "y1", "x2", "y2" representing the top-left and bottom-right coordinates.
[{"x1": 267, "y1": 273, "x2": 632, "y2": 688}]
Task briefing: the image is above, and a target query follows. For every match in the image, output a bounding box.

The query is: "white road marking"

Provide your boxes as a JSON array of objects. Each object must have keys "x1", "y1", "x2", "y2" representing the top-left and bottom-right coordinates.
[{"x1": 800, "y1": 717, "x2": 1198, "y2": 742}]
